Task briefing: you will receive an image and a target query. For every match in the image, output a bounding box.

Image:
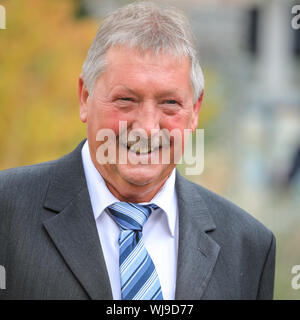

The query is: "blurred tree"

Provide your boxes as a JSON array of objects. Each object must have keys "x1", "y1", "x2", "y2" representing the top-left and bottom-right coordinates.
[{"x1": 0, "y1": 0, "x2": 98, "y2": 169}]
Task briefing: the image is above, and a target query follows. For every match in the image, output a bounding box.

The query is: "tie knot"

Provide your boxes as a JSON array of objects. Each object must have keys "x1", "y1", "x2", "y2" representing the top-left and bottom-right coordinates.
[{"x1": 106, "y1": 202, "x2": 158, "y2": 231}]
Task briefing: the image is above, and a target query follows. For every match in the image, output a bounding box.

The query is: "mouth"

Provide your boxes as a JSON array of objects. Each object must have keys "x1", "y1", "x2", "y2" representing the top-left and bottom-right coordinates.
[
  {"x1": 125, "y1": 141, "x2": 161, "y2": 155},
  {"x1": 117, "y1": 130, "x2": 172, "y2": 164},
  {"x1": 119, "y1": 133, "x2": 167, "y2": 155}
]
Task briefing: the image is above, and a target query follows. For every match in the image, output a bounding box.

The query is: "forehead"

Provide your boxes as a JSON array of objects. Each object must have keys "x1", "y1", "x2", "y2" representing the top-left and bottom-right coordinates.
[{"x1": 103, "y1": 45, "x2": 191, "y2": 86}]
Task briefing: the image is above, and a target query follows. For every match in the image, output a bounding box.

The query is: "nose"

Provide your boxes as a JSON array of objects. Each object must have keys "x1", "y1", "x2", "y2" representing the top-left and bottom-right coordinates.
[{"x1": 131, "y1": 101, "x2": 160, "y2": 136}]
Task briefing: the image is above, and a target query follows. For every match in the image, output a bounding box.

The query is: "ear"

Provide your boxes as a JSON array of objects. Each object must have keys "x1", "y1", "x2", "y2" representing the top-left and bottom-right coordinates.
[
  {"x1": 191, "y1": 90, "x2": 204, "y2": 131},
  {"x1": 78, "y1": 75, "x2": 89, "y2": 123}
]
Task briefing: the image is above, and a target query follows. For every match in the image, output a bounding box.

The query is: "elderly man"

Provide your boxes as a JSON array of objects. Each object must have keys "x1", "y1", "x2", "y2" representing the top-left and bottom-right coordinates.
[{"x1": 0, "y1": 2, "x2": 275, "y2": 300}]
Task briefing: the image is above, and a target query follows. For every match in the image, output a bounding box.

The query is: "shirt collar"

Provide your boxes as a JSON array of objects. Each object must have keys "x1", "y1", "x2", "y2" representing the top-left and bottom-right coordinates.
[{"x1": 81, "y1": 140, "x2": 177, "y2": 237}]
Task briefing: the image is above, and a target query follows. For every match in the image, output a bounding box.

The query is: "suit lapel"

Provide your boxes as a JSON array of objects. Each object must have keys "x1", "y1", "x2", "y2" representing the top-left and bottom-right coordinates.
[
  {"x1": 43, "y1": 140, "x2": 113, "y2": 300},
  {"x1": 175, "y1": 172, "x2": 220, "y2": 300}
]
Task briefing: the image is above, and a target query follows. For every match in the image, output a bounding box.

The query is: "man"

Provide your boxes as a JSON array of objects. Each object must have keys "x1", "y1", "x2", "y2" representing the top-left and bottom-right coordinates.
[{"x1": 0, "y1": 2, "x2": 275, "y2": 300}]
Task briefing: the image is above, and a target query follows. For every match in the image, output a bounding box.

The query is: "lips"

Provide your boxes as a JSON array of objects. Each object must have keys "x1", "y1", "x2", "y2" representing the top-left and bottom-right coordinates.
[
  {"x1": 126, "y1": 139, "x2": 159, "y2": 154},
  {"x1": 119, "y1": 131, "x2": 168, "y2": 155},
  {"x1": 119, "y1": 140, "x2": 159, "y2": 155}
]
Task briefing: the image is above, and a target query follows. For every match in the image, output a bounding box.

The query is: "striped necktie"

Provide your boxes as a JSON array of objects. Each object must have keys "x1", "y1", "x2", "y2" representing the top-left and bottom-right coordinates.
[{"x1": 106, "y1": 202, "x2": 163, "y2": 300}]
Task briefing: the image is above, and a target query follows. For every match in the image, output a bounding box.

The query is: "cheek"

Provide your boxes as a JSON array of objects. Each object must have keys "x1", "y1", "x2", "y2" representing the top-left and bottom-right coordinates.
[
  {"x1": 87, "y1": 103, "x2": 122, "y2": 133},
  {"x1": 161, "y1": 113, "x2": 193, "y2": 154},
  {"x1": 161, "y1": 112, "x2": 192, "y2": 131}
]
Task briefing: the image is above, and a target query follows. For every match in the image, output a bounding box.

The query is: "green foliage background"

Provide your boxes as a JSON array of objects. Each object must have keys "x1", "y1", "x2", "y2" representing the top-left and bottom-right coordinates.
[{"x1": 0, "y1": 0, "x2": 97, "y2": 169}]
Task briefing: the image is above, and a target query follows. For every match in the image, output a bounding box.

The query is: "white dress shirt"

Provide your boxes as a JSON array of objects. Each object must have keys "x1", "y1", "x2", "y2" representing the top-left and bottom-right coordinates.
[{"x1": 81, "y1": 140, "x2": 178, "y2": 300}]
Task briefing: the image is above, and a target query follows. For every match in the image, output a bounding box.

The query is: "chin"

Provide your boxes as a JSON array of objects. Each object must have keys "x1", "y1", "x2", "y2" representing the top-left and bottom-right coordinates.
[{"x1": 117, "y1": 164, "x2": 168, "y2": 187}]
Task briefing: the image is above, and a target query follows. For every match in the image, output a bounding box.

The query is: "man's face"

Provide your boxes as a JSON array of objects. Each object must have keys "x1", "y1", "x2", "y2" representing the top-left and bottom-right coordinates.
[{"x1": 79, "y1": 45, "x2": 202, "y2": 201}]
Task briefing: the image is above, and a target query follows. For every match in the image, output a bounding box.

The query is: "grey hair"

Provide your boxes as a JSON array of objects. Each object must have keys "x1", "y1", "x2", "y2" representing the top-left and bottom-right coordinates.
[{"x1": 82, "y1": 1, "x2": 204, "y2": 102}]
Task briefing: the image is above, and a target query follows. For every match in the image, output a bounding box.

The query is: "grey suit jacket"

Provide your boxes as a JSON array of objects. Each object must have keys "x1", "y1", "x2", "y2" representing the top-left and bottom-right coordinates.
[{"x1": 0, "y1": 140, "x2": 275, "y2": 300}]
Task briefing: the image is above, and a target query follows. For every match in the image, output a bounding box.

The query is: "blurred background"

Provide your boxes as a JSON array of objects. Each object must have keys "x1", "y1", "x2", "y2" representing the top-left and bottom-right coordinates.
[{"x1": 0, "y1": 0, "x2": 299, "y2": 299}]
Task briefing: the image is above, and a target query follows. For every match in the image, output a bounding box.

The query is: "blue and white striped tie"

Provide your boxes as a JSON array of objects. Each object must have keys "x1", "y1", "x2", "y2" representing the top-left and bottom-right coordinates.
[{"x1": 106, "y1": 202, "x2": 163, "y2": 300}]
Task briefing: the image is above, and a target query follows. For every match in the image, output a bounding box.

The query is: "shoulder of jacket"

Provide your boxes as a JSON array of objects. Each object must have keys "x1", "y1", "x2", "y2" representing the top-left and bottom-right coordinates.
[{"x1": 177, "y1": 173, "x2": 274, "y2": 241}]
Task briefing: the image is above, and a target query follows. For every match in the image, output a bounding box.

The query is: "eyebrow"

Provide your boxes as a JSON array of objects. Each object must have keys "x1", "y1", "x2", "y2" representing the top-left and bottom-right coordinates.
[
  {"x1": 111, "y1": 85, "x2": 137, "y2": 95},
  {"x1": 111, "y1": 85, "x2": 186, "y2": 100},
  {"x1": 156, "y1": 90, "x2": 182, "y2": 97}
]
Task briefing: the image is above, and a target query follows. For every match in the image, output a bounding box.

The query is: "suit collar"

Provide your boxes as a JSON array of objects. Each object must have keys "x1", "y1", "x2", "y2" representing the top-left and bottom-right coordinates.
[
  {"x1": 43, "y1": 140, "x2": 113, "y2": 300},
  {"x1": 175, "y1": 171, "x2": 217, "y2": 232},
  {"x1": 175, "y1": 172, "x2": 220, "y2": 299},
  {"x1": 43, "y1": 139, "x2": 87, "y2": 212}
]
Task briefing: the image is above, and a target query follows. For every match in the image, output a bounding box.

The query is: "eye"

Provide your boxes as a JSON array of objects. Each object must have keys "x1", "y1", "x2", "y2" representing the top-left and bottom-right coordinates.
[
  {"x1": 119, "y1": 97, "x2": 135, "y2": 102},
  {"x1": 114, "y1": 96, "x2": 138, "y2": 109},
  {"x1": 163, "y1": 99, "x2": 179, "y2": 105}
]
